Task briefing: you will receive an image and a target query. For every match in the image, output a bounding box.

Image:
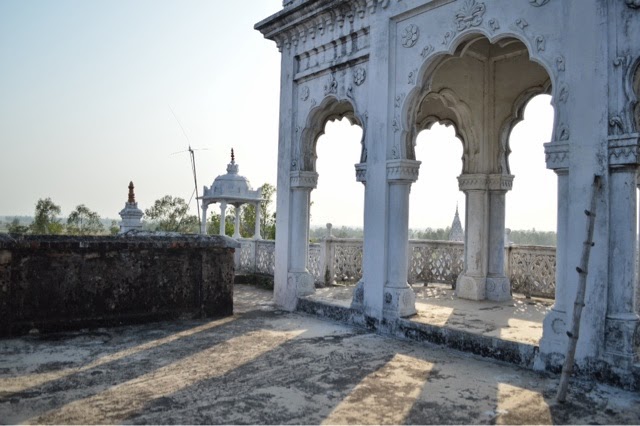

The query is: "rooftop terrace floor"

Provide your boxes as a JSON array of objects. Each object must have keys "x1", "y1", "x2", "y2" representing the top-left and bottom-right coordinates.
[
  {"x1": 310, "y1": 282, "x2": 552, "y2": 346},
  {"x1": 1, "y1": 284, "x2": 639, "y2": 425}
]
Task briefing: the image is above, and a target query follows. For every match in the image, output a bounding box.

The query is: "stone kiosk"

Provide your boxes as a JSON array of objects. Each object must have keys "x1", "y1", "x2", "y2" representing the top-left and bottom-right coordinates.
[
  {"x1": 256, "y1": 0, "x2": 640, "y2": 384},
  {"x1": 200, "y1": 150, "x2": 263, "y2": 239}
]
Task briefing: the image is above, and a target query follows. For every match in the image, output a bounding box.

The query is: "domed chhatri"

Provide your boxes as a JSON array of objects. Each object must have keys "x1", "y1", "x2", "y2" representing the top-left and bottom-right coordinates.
[{"x1": 200, "y1": 149, "x2": 263, "y2": 239}]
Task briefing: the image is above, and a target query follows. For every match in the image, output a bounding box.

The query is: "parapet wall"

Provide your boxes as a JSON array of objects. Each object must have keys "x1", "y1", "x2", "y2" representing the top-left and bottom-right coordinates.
[{"x1": 0, "y1": 233, "x2": 239, "y2": 337}]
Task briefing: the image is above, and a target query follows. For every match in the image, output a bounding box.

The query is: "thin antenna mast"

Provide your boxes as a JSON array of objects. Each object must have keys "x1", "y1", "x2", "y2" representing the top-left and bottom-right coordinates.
[{"x1": 168, "y1": 105, "x2": 203, "y2": 229}]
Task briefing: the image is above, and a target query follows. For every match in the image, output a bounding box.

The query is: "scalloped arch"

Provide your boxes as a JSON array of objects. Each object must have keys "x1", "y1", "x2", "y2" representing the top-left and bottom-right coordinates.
[
  {"x1": 298, "y1": 95, "x2": 365, "y2": 172},
  {"x1": 401, "y1": 29, "x2": 556, "y2": 173}
]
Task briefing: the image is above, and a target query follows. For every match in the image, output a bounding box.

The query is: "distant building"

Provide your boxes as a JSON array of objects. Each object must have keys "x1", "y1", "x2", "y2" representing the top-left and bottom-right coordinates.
[{"x1": 448, "y1": 206, "x2": 464, "y2": 242}]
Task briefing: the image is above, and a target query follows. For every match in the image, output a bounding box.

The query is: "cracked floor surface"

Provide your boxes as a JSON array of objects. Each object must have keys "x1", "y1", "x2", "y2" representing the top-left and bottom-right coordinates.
[{"x1": 0, "y1": 284, "x2": 638, "y2": 425}]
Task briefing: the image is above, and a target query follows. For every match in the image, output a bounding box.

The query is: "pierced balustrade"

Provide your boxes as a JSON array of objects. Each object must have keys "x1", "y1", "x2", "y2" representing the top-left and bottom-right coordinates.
[
  {"x1": 508, "y1": 245, "x2": 556, "y2": 298},
  {"x1": 237, "y1": 237, "x2": 558, "y2": 300}
]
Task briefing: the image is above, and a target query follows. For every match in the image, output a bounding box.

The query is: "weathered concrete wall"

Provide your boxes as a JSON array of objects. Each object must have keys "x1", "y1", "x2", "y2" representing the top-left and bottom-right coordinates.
[{"x1": 0, "y1": 233, "x2": 239, "y2": 337}]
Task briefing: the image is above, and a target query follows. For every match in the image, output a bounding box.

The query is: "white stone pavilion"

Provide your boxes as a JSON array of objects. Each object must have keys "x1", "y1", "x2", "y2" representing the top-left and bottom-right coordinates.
[
  {"x1": 200, "y1": 150, "x2": 263, "y2": 239},
  {"x1": 256, "y1": 1, "x2": 640, "y2": 384}
]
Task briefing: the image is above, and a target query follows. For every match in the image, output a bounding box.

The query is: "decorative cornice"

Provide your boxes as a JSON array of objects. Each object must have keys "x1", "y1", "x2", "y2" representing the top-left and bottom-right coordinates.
[
  {"x1": 543, "y1": 142, "x2": 570, "y2": 170},
  {"x1": 355, "y1": 163, "x2": 367, "y2": 184},
  {"x1": 488, "y1": 174, "x2": 514, "y2": 192},
  {"x1": 608, "y1": 134, "x2": 640, "y2": 167},
  {"x1": 290, "y1": 171, "x2": 319, "y2": 189},
  {"x1": 386, "y1": 159, "x2": 420, "y2": 183},
  {"x1": 457, "y1": 174, "x2": 488, "y2": 191},
  {"x1": 455, "y1": 174, "x2": 513, "y2": 192}
]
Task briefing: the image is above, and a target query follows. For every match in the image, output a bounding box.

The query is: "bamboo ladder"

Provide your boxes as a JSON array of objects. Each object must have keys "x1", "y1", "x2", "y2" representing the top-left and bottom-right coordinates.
[{"x1": 556, "y1": 174, "x2": 602, "y2": 403}]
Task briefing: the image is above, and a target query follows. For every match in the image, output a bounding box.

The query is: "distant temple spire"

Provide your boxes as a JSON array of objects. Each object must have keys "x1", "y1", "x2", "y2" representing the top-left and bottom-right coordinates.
[
  {"x1": 448, "y1": 204, "x2": 464, "y2": 242},
  {"x1": 128, "y1": 181, "x2": 135, "y2": 203}
]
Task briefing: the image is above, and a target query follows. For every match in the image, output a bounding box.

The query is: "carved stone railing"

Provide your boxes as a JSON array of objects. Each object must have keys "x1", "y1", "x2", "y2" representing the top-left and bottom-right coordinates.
[
  {"x1": 507, "y1": 244, "x2": 556, "y2": 299},
  {"x1": 236, "y1": 238, "x2": 557, "y2": 299}
]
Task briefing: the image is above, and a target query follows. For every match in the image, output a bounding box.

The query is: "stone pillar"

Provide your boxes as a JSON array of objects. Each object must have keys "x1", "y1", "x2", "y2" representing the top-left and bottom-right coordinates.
[
  {"x1": 200, "y1": 203, "x2": 208, "y2": 235},
  {"x1": 605, "y1": 134, "x2": 640, "y2": 368},
  {"x1": 352, "y1": 162, "x2": 367, "y2": 309},
  {"x1": 233, "y1": 205, "x2": 241, "y2": 239},
  {"x1": 486, "y1": 175, "x2": 514, "y2": 301},
  {"x1": 537, "y1": 142, "x2": 570, "y2": 366},
  {"x1": 253, "y1": 201, "x2": 262, "y2": 240},
  {"x1": 288, "y1": 171, "x2": 318, "y2": 298},
  {"x1": 456, "y1": 174, "x2": 489, "y2": 300},
  {"x1": 384, "y1": 160, "x2": 420, "y2": 318},
  {"x1": 219, "y1": 201, "x2": 227, "y2": 236}
]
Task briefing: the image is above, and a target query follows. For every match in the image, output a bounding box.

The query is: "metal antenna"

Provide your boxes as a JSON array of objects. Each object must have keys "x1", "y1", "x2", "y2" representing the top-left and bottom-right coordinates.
[{"x1": 168, "y1": 105, "x2": 207, "y2": 229}]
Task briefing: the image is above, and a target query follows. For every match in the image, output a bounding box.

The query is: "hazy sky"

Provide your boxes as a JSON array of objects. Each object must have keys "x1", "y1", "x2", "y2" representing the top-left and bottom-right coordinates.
[{"x1": 0, "y1": 0, "x2": 557, "y2": 231}]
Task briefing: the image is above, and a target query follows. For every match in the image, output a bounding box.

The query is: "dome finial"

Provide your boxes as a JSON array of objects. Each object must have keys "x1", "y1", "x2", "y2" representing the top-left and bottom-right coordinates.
[
  {"x1": 231, "y1": 148, "x2": 235, "y2": 163},
  {"x1": 128, "y1": 181, "x2": 135, "y2": 203}
]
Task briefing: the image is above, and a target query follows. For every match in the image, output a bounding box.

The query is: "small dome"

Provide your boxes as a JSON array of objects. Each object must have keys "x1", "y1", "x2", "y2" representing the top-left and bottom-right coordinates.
[{"x1": 202, "y1": 149, "x2": 262, "y2": 204}]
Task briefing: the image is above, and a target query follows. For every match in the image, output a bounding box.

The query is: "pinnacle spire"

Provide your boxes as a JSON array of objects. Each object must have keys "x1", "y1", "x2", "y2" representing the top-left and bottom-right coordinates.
[
  {"x1": 128, "y1": 181, "x2": 135, "y2": 203},
  {"x1": 231, "y1": 148, "x2": 235, "y2": 163}
]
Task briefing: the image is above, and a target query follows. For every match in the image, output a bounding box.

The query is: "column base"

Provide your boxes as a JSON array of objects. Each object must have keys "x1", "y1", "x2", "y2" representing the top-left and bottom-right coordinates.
[
  {"x1": 486, "y1": 276, "x2": 511, "y2": 301},
  {"x1": 288, "y1": 271, "x2": 315, "y2": 297},
  {"x1": 351, "y1": 279, "x2": 365, "y2": 310},
  {"x1": 455, "y1": 275, "x2": 486, "y2": 301},
  {"x1": 534, "y1": 307, "x2": 568, "y2": 371},
  {"x1": 604, "y1": 314, "x2": 640, "y2": 369},
  {"x1": 383, "y1": 285, "x2": 416, "y2": 318}
]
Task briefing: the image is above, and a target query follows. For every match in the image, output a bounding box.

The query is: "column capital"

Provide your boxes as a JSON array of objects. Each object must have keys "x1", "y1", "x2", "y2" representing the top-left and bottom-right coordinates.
[
  {"x1": 386, "y1": 159, "x2": 420, "y2": 183},
  {"x1": 355, "y1": 163, "x2": 367, "y2": 184},
  {"x1": 608, "y1": 134, "x2": 640, "y2": 167},
  {"x1": 488, "y1": 174, "x2": 514, "y2": 192},
  {"x1": 290, "y1": 171, "x2": 318, "y2": 189},
  {"x1": 544, "y1": 141, "x2": 570, "y2": 171},
  {"x1": 457, "y1": 174, "x2": 488, "y2": 191}
]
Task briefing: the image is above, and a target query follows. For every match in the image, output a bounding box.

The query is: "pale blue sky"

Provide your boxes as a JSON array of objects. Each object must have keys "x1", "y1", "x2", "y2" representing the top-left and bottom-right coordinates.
[{"x1": 0, "y1": 0, "x2": 557, "y2": 231}]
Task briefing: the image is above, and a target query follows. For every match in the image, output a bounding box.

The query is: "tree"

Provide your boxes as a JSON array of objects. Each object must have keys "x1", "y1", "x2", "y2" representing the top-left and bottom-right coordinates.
[
  {"x1": 240, "y1": 183, "x2": 276, "y2": 239},
  {"x1": 7, "y1": 217, "x2": 29, "y2": 234},
  {"x1": 30, "y1": 198, "x2": 64, "y2": 234},
  {"x1": 66, "y1": 205, "x2": 104, "y2": 235},
  {"x1": 207, "y1": 209, "x2": 235, "y2": 237},
  {"x1": 109, "y1": 220, "x2": 120, "y2": 235},
  {"x1": 145, "y1": 195, "x2": 199, "y2": 233}
]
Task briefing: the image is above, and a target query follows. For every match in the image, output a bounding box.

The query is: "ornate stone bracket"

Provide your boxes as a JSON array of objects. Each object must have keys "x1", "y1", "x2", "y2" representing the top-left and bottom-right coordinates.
[
  {"x1": 386, "y1": 159, "x2": 420, "y2": 183},
  {"x1": 608, "y1": 134, "x2": 640, "y2": 167},
  {"x1": 355, "y1": 163, "x2": 367, "y2": 184},
  {"x1": 290, "y1": 171, "x2": 319, "y2": 189},
  {"x1": 543, "y1": 142, "x2": 570, "y2": 170}
]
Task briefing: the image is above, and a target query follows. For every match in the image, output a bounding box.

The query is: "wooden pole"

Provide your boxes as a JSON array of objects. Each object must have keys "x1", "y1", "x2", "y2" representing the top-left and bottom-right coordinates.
[{"x1": 556, "y1": 175, "x2": 601, "y2": 403}]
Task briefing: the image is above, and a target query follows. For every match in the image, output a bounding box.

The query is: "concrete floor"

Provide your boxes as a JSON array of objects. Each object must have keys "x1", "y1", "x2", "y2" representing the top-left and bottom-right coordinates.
[
  {"x1": 311, "y1": 283, "x2": 551, "y2": 346},
  {"x1": 1, "y1": 284, "x2": 639, "y2": 425}
]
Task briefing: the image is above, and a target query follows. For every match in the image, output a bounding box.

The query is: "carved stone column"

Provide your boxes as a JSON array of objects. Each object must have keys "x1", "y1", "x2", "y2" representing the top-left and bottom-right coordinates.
[
  {"x1": 253, "y1": 201, "x2": 262, "y2": 240},
  {"x1": 288, "y1": 171, "x2": 318, "y2": 298},
  {"x1": 486, "y1": 174, "x2": 514, "y2": 301},
  {"x1": 537, "y1": 142, "x2": 570, "y2": 364},
  {"x1": 384, "y1": 160, "x2": 420, "y2": 318},
  {"x1": 233, "y1": 204, "x2": 242, "y2": 239},
  {"x1": 200, "y1": 203, "x2": 208, "y2": 235},
  {"x1": 352, "y1": 162, "x2": 367, "y2": 310},
  {"x1": 219, "y1": 201, "x2": 227, "y2": 236},
  {"x1": 456, "y1": 174, "x2": 489, "y2": 300},
  {"x1": 605, "y1": 134, "x2": 640, "y2": 368}
]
